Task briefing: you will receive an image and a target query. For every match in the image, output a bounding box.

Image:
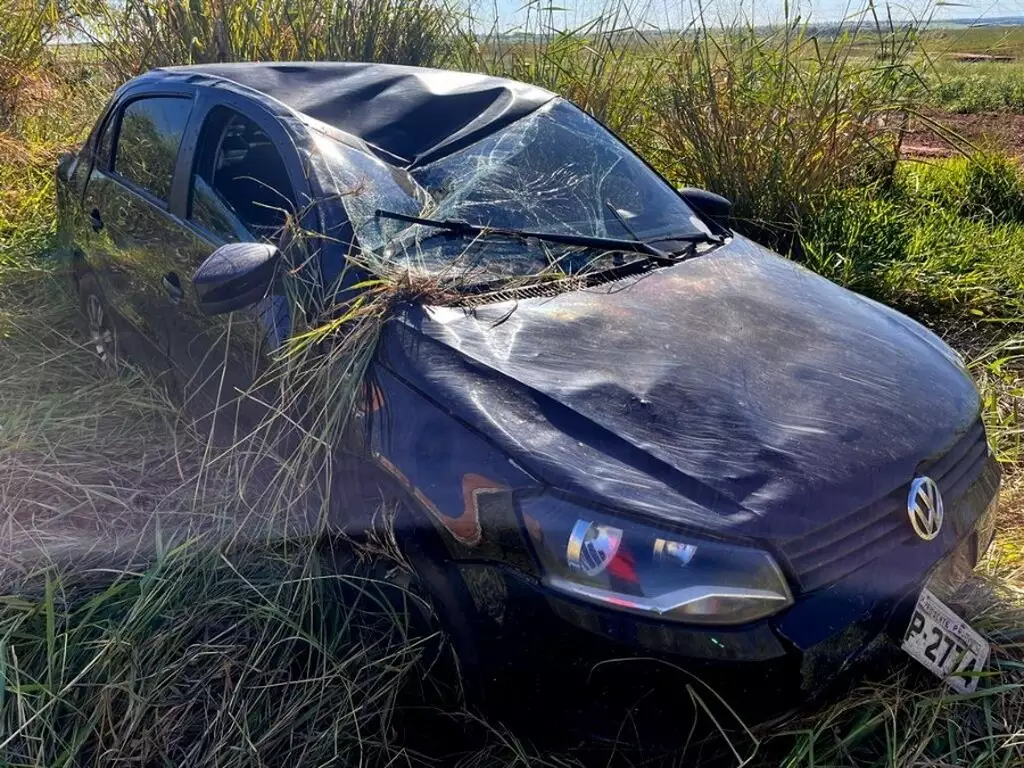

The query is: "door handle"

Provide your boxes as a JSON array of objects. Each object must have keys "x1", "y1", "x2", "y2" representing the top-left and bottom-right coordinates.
[
  {"x1": 89, "y1": 208, "x2": 104, "y2": 232},
  {"x1": 162, "y1": 272, "x2": 183, "y2": 304}
]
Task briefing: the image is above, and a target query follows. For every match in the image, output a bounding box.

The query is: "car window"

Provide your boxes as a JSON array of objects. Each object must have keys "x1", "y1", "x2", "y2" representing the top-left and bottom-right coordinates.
[
  {"x1": 113, "y1": 97, "x2": 193, "y2": 203},
  {"x1": 96, "y1": 111, "x2": 118, "y2": 171},
  {"x1": 189, "y1": 107, "x2": 295, "y2": 243}
]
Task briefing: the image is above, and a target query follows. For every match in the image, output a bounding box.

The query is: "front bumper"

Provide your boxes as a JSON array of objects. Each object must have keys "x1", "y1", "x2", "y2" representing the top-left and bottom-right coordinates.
[{"x1": 457, "y1": 466, "x2": 1000, "y2": 734}]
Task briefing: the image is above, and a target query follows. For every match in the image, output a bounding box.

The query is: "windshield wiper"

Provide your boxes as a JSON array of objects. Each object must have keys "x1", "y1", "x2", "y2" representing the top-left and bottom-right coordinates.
[
  {"x1": 605, "y1": 200, "x2": 646, "y2": 244},
  {"x1": 375, "y1": 209, "x2": 722, "y2": 266}
]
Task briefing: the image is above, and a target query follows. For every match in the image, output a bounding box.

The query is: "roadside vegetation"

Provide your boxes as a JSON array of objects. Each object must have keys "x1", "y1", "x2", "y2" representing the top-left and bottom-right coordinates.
[
  {"x1": 1, "y1": 1, "x2": 1023, "y2": 765},
  {"x1": 918, "y1": 26, "x2": 1024, "y2": 114}
]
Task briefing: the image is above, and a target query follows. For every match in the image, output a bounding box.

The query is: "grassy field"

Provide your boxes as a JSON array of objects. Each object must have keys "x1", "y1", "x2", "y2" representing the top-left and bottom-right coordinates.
[
  {"x1": 2, "y1": 2, "x2": 1024, "y2": 766},
  {"x1": 916, "y1": 25, "x2": 1024, "y2": 114}
]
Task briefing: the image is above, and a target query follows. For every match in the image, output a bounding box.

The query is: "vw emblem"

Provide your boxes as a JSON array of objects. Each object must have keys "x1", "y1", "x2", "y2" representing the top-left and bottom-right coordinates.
[{"x1": 907, "y1": 476, "x2": 944, "y2": 541}]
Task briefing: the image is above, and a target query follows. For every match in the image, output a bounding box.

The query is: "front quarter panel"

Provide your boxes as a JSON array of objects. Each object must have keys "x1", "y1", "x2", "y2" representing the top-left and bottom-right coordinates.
[{"x1": 361, "y1": 365, "x2": 538, "y2": 572}]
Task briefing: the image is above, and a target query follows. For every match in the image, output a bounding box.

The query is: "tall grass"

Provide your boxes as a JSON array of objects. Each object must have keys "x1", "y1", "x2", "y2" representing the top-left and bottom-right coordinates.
[
  {"x1": 925, "y1": 60, "x2": 1024, "y2": 114},
  {"x1": 0, "y1": 59, "x2": 110, "y2": 270},
  {"x1": 801, "y1": 154, "x2": 1024, "y2": 317},
  {"x1": 0, "y1": 267, "x2": 448, "y2": 767},
  {"x1": 0, "y1": 540, "x2": 433, "y2": 767},
  {"x1": 0, "y1": 0, "x2": 61, "y2": 123},
  {"x1": 651, "y1": 12, "x2": 922, "y2": 245},
  {"x1": 917, "y1": 26, "x2": 1024, "y2": 113},
  {"x1": 72, "y1": 0, "x2": 469, "y2": 78}
]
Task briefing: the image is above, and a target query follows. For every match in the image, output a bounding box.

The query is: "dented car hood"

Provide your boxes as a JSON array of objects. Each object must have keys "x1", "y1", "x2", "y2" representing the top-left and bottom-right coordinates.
[{"x1": 385, "y1": 237, "x2": 981, "y2": 542}]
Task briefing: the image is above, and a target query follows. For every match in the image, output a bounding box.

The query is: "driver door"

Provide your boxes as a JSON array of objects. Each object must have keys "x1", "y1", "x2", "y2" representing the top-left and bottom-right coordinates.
[{"x1": 163, "y1": 100, "x2": 304, "y2": 438}]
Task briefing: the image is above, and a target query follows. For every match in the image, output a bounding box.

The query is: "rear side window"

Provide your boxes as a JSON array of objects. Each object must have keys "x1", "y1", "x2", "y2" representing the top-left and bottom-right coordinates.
[{"x1": 114, "y1": 97, "x2": 193, "y2": 203}]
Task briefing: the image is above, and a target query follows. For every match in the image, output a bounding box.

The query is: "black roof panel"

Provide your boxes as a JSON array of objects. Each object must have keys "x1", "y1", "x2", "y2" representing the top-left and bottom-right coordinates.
[{"x1": 160, "y1": 61, "x2": 556, "y2": 166}]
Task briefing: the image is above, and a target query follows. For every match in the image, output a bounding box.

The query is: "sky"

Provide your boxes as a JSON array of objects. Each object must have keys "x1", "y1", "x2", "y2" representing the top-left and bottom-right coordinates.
[{"x1": 466, "y1": 0, "x2": 1024, "y2": 30}]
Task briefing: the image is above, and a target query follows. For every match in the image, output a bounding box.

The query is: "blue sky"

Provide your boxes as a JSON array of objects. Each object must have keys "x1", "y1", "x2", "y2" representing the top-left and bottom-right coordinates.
[{"x1": 467, "y1": 0, "x2": 1024, "y2": 30}]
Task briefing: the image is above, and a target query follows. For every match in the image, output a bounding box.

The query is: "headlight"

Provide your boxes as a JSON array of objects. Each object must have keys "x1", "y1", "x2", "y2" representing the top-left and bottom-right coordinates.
[{"x1": 522, "y1": 496, "x2": 793, "y2": 625}]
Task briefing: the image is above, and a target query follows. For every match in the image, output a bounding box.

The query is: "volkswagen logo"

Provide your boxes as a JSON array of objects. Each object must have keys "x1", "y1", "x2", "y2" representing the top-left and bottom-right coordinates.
[{"x1": 907, "y1": 476, "x2": 944, "y2": 541}]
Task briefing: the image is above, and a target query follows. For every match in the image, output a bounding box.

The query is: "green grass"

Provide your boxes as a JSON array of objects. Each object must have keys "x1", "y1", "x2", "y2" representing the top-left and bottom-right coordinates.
[
  {"x1": 922, "y1": 59, "x2": 1024, "y2": 114},
  {"x1": 0, "y1": 58, "x2": 109, "y2": 270},
  {"x1": 2, "y1": 4, "x2": 1024, "y2": 766},
  {"x1": 802, "y1": 155, "x2": 1024, "y2": 317},
  {"x1": 907, "y1": 25, "x2": 1024, "y2": 114},
  {"x1": 0, "y1": 540, "x2": 431, "y2": 766},
  {"x1": 921, "y1": 25, "x2": 1024, "y2": 59}
]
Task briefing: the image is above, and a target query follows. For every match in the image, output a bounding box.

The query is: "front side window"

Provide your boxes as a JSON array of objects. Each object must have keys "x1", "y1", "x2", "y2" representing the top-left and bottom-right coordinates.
[
  {"x1": 188, "y1": 107, "x2": 295, "y2": 243},
  {"x1": 318, "y1": 98, "x2": 710, "y2": 283},
  {"x1": 113, "y1": 97, "x2": 193, "y2": 202}
]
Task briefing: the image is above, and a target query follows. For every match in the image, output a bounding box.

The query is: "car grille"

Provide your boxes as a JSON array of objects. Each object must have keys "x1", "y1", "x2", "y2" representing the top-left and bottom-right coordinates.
[{"x1": 779, "y1": 419, "x2": 996, "y2": 594}]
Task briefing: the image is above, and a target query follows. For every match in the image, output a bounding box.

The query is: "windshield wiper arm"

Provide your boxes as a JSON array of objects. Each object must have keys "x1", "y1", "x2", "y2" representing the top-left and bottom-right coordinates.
[
  {"x1": 605, "y1": 200, "x2": 646, "y2": 244},
  {"x1": 374, "y1": 209, "x2": 721, "y2": 265}
]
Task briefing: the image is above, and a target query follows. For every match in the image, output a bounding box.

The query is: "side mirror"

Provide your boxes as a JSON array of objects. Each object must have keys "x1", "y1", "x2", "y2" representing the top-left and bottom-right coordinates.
[
  {"x1": 678, "y1": 187, "x2": 733, "y2": 223},
  {"x1": 193, "y1": 242, "x2": 281, "y2": 315}
]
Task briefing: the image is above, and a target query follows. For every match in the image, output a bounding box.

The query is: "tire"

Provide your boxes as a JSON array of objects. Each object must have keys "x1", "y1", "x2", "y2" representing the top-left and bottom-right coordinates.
[
  {"x1": 76, "y1": 273, "x2": 120, "y2": 376},
  {"x1": 326, "y1": 466, "x2": 487, "y2": 705}
]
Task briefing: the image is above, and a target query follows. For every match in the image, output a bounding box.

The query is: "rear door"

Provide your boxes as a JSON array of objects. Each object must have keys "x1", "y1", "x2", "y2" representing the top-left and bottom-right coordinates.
[{"x1": 81, "y1": 92, "x2": 195, "y2": 380}]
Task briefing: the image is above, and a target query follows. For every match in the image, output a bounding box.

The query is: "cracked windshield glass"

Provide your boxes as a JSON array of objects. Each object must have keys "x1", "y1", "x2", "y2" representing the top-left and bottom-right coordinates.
[{"x1": 317, "y1": 99, "x2": 712, "y2": 283}]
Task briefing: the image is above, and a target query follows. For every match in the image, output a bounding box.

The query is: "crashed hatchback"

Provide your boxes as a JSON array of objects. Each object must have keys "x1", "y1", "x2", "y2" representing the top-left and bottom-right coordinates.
[{"x1": 56, "y1": 62, "x2": 1001, "y2": 729}]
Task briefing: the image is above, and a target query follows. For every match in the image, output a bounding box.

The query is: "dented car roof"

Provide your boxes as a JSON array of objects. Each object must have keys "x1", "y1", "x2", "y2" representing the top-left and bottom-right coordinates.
[{"x1": 159, "y1": 61, "x2": 557, "y2": 167}]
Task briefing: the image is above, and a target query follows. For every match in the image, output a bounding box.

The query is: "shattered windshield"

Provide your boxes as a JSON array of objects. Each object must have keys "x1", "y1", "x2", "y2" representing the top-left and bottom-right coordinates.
[{"x1": 316, "y1": 99, "x2": 712, "y2": 282}]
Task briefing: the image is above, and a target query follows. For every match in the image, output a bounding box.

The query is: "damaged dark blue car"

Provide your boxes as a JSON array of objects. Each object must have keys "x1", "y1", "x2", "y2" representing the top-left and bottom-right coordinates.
[{"x1": 56, "y1": 62, "x2": 1001, "y2": 734}]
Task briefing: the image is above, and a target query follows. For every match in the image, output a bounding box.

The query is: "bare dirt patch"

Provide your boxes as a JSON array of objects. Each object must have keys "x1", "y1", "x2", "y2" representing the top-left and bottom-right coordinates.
[
  {"x1": 902, "y1": 110, "x2": 1024, "y2": 159},
  {"x1": 948, "y1": 52, "x2": 1016, "y2": 63}
]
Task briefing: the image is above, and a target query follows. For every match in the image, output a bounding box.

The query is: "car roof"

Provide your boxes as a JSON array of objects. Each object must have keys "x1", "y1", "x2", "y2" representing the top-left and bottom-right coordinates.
[{"x1": 156, "y1": 61, "x2": 557, "y2": 166}]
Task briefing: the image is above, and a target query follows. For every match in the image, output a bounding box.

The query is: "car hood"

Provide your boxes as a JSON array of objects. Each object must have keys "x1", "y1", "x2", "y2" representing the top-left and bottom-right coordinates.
[{"x1": 384, "y1": 237, "x2": 980, "y2": 542}]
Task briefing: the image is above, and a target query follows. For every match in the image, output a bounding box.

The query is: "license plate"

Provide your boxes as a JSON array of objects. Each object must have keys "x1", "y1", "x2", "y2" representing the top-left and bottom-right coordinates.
[{"x1": 901, "y1": 588, "x2": 989, "y2": 694}]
